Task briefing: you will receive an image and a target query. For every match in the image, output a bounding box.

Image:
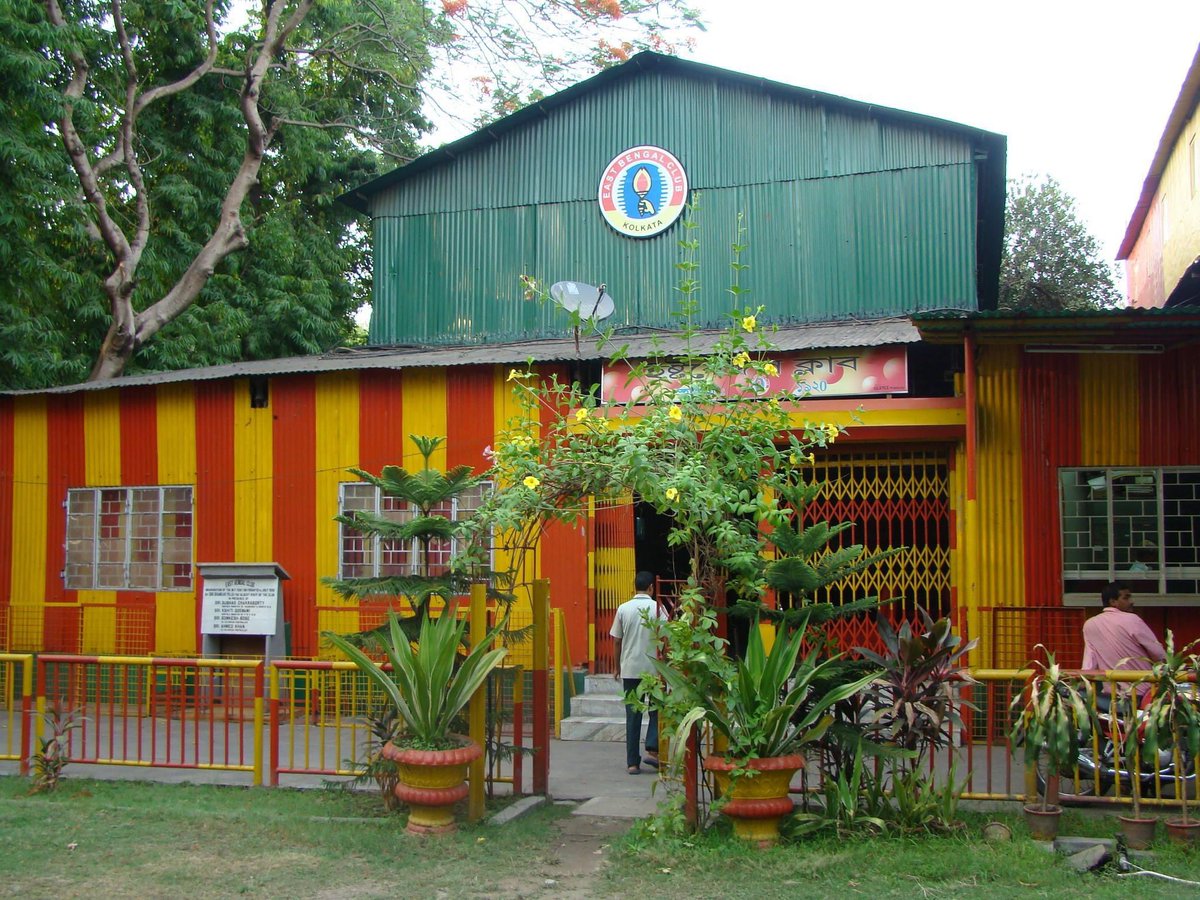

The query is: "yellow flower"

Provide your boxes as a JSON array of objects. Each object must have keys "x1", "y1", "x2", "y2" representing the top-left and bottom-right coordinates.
[
  {"x1": 575, "y1": 408, "x2": 590, "y2": 422},
  {"x1": 789, "y1": 453, "x2": 798, "y2": 465},
  {"x1": 732, "y1": 352, "x2": 750, "y2": 369},
  {"x1": 665, "y1": 487, "x2": 679, "y2": 501},
  {"x1": 522, "y1": 475, "x2": 540, "y2": 489},
  {"x1": 507, "y1": 368, "x2": 531, "y2": 382},
  {"x1": 825, "y1": 423, "x2": 840, "y2": 441},
  {"x1": 763, "y1": 363, "x2": 778, "y2": 377},
  {"x1": 668, "y1": 405, "x2": 683, "y2": 423},
  {"x1": 741, "y1": 314, "x2": 757, "y2": 332}
]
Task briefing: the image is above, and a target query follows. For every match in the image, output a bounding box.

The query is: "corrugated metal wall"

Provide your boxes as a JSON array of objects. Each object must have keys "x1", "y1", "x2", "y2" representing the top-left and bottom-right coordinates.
[
  {"x1": 973, "y1": 344, "x2": 1200, "y2": 665},
  {"x1": 368, "y1": 69, "x2": 982, "y2": 346},
  {"x1": 0, "y1": 367, "x2": 593, "y2": 664}
]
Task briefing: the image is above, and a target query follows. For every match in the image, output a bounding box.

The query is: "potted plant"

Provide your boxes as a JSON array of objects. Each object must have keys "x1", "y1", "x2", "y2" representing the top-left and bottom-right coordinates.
[
  {"x1": 1139, "y1": 631, "x2": 1200, "y2": 846},
  {"x1": 1009, "y1": 649, "x2": 1095, "y2": 841},
  {"x1": 653, "y1": 610, "x2": 878, "y2": 847},
  {"x1": 324, "y1": 607, "x2": 506, "y2": 835}
]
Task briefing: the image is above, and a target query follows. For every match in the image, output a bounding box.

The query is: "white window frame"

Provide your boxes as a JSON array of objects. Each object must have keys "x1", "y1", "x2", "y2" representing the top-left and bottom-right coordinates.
[
  {"x1": 337, "y1": 481, "x2": 493, "y2": 580},
  {"x1": 1059, "y1": 466, "x2": 1200, "y2": 600},
  {"x1": 64, "y1": 485, "x2": 194, "y2": 591}
]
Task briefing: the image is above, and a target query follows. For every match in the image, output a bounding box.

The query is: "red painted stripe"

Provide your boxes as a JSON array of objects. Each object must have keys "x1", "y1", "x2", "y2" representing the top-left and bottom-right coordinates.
[
  {"x1": 1138, "y1": 348, "x2": 1200, "y2": 465},
  {"x1": 535, "y1": 364, "x2": 589, "y2": 665},
  {"x1": 1019, "y1": 353, "x2": 1080, "y2": 609},
  {"x1": 120, "y1": 387, "x2": 158, "y2": 484},
  {"x1": 446, "y1": 367, "x2": 494, "y2": 472},
  {"x1": 359, "y1": 371, "x2": 404, "y2": 475},
  {"x1": 0, "y1": 398, "x2": 12, "y2": 614},
  {"x1": 194, "y1": 383, "x2": 235, "y2": 641},
  {"x1": 272, "y1": 376, "x2": 317, "y2": 657},
  {"x1": 46, "y1": 396, "x2": 86, "y2": 605}
]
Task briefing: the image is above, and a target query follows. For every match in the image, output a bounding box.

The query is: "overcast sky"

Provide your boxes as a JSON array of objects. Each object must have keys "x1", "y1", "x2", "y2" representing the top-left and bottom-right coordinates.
[{"x1": 684, "y1": 2, "x2": 1198, "y2": 272}]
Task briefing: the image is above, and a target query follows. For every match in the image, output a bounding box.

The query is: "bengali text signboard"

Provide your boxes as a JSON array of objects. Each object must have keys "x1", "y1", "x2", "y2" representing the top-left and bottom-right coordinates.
[
  {"x1": 201, "y1": 576, "x2": 280, "y2": 635},
  {"x1": 601, "y1": 347, "x2": 908, "y2": 404}
]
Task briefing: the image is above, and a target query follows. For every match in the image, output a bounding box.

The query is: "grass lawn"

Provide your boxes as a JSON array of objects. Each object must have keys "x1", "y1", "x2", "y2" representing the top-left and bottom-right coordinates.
[
  {"x1": 603, "y1": 807, "x2": 1200, "y2": 899},
  {"x1": 0, "y1": 776, "x2": 571, "y2": 898},
  {"x1": 3, "y1": 775, "x2": 1200, "y2": 898}
]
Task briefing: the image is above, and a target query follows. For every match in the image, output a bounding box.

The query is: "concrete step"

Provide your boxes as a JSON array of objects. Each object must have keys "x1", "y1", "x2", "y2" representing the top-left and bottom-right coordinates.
[
  {"x1": 581, "y1": 674, "x2": 624, "y2": 695},
  {"x1": 569, "y1": 694, "x2": 628, "y2": 717},
  {"x1": 560, "y1": 716, "x2": 648, "y2": 742}
]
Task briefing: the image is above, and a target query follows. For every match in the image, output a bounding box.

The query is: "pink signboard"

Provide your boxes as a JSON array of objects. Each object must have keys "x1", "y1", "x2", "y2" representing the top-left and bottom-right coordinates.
[{"x1": 601, "y1": 347, "x2": 908, "y2": 404}]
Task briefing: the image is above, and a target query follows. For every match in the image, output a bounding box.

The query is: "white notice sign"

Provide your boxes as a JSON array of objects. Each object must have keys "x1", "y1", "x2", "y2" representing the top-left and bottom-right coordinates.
[{"x1": 201, "y1": 577, "x2": 279, "y2": 635}]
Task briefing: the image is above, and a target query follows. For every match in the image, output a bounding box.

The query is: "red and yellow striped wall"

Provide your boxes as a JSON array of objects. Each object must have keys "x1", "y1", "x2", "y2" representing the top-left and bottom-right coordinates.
[
  {"x1": 972, "y1": 344, "x2": 1200, "y2": 664},
  {"x1": 0, "y1": 364, "x2": 972, "y2": 666},
  {"x1": 0, "y1": 366, "x2": 587, "y2": 663}
]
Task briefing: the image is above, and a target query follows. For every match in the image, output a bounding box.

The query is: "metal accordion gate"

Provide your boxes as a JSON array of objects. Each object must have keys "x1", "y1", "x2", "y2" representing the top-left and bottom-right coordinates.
[{"x1": 795, "y1": 445, "x2": 954, "y2": 655}]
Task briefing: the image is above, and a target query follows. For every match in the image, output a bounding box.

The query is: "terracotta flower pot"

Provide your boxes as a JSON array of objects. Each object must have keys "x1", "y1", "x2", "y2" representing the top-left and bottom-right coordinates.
[
  {"x1": 1165, "y1": 818, "x2": 1200, "y2": 847},
  {"x1": 1118, "y1": 814, "x2": 1158, "y2": 850},
  {"x1": 1022, "y1": 804, "x2": 1062, "y2": 841},
  {"x1": 704, "y1": 753, "x2": 804, "y2": 848},
  {"x1": 383, "y1": 739, "x2": 481, "y2": 835}
]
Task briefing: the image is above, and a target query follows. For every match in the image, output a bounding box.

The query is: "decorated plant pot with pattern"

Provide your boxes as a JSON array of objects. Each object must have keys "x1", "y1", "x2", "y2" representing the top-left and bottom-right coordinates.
[
  {"x1": 383, "y1": 738, "x2": 481, "y2": 835},
  {"x1": 704, "y1": 754, "x2": 805, "y2": 848}
]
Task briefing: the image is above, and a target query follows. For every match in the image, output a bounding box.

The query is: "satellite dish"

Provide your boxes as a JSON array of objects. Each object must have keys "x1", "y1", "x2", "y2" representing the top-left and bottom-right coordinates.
[{"x1": 549, "y1": 281, "x2": 615, "y2": 321}]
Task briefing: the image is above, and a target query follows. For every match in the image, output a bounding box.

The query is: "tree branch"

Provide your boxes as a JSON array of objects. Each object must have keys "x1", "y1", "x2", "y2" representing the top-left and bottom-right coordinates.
[{"x1": 111, "y1": 0, "x2": 316, "y2": 378}]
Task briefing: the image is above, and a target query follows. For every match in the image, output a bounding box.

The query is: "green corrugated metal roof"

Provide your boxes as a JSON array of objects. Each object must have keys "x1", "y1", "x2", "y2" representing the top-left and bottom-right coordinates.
[
  {"x1": 342, "y1": 52, "x2": 1005, "y2": 214},
  {"x1": 348, "y1": 52, "x2": 1007, "y2": 346}
]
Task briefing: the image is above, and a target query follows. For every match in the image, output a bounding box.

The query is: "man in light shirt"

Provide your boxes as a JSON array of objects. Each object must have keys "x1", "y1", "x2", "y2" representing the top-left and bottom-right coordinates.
[
  {"x1": 610, "y1": 571, "x2": 666, "y2": 774},
  {"x1": 1082, "y1": 582, "x2": 1166, "y2": 700}
]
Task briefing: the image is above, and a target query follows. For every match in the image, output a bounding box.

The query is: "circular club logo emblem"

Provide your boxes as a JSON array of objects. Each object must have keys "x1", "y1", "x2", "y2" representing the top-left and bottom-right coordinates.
[{"x1": 597, "y1": 145, "x2": 688, "y2": 239}]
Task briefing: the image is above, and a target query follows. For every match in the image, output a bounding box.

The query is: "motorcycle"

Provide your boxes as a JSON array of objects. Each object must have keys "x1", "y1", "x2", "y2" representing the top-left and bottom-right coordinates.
[{"x1": 1036, "y1": 687, "x2": 1196, "y2": 803}]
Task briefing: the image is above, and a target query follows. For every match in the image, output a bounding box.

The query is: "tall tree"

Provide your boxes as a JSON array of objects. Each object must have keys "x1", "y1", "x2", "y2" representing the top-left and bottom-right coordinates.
[
  {"x1": 0, "y1": 1, "x2": 699, "y2": 387},
  {"x1": 1000, "y1": 174, "x2": 1120, "y2": 312}
]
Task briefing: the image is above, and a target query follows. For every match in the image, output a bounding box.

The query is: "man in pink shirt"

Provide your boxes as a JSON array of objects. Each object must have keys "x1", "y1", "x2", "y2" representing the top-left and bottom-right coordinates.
[{"x1": 1081, "y1": 582, "x2": 1165, "y2": 688}]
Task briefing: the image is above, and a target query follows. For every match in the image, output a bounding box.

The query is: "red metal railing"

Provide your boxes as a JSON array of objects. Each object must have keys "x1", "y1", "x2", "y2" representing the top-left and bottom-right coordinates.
[
  {"x1": 35, "y1": 655, "x2": 263, "y2": 781},
  {"x1": 0, "y1": 654, "x2": 33, "y2": 773}
]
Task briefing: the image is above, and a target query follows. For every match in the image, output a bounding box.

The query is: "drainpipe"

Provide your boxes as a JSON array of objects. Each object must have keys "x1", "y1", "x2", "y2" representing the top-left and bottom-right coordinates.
[{"x1": 964, "y1": 329, "x2": 981, "y2": 663}]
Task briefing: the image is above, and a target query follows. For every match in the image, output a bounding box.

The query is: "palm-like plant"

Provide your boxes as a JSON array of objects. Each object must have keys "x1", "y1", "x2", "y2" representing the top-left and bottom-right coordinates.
[
  {"x1": 1009, "y1": 648, "x2": 1095, "y2": 812},
  {"x1": 1139, "y1": 631, "x2": 1200, "y2": 825},
  {"x1": 326, "y1": 435, "x2": 488, "y2": 629},
  {"x1": 657, "y1": 614, "x2": 879, "y2": 765},
  {"x1": 324, "y1": 607, "x2": 506, "y2": 750}
]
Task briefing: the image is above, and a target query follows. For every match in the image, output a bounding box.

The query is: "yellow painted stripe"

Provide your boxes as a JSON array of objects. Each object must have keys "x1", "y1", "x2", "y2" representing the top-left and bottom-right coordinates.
[
  {"x1": 492, "y1": 366, "x2": 537, "y2": 610},
  {"x1": 401, "y1": 368, "x2": 448, "y2": 470},
  {"x1": 1078, "y1": 354, "x2": 1138, "y2": 466},
  {"x1": 77, "y1": 372, "x2": 125, "y2": 625},
  {"x1": 156, "y1": 383, "x2": 197, "y2": 654},
  {"x1": 233, "y1": 379, "x2": 274, "y2": 561},
  {"x1": 975, "y1": 345, "x2": 1025, "y2": 667},
  {"x1": 785, "y1": 404, "x2": 965, "y2": 431},
  {"x1": 83, "y1": 391, "x2": 121, "y2": 486},
  {"x1": 156, "y1": 384, "x2": 197, "y2": 484},
  {"x1": 10, "y1": 398, "x2": 47, "y2": 637},
  {"x1": 81, "y1": 605, "x2": 116, "y2": 654},
  {"x1": 316, "y1": 372, "x2": 360, "y2": 605},
  {"x1": 77, "y1": 388, "x2": 120, "y2": 623}
]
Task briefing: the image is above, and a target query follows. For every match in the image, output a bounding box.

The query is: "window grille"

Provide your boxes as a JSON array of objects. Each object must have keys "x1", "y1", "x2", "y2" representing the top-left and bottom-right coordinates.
[
  {"x1": 337, "y1": 481, "x2": 492, "y2": 579},
  {"x1": 65, "y1": 486, "x2": 193, "y2": 591},
  {"x1": 1060, "y1": 467, "x2": 1200, "y2": 597}
]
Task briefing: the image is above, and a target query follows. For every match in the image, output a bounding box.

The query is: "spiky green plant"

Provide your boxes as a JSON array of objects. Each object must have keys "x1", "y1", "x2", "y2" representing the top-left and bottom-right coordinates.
[
  {"x1": 324, "y1": 607, "x2": 507, "y2": 751},
  {"x1": 1008, "y1": 648, "x2": 1095, "y2": 812},
  {"x1": 654, "y1": 612, "x2": 879, "y2": 765},
  {"x1": 1138, "y1": 630, "x2": 1200, "y2": 824}
]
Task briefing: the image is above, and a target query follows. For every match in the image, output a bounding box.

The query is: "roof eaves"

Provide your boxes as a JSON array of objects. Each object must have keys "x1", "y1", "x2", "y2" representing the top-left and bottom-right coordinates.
[
  {"x1": 339, "y1": 51, "x2": 1006, "y2": 214},
  {"x1": 1117, "y1": 44, "x2": 1200, "y2": 260},
  {"x1": 5, "y1": 317, "x2": 922, "y2": 397}
]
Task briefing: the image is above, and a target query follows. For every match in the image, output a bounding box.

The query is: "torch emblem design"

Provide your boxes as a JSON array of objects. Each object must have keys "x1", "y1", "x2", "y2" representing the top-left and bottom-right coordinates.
[{"x1": 631, "y1": 165, "x2": 655, "y2": 216}]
